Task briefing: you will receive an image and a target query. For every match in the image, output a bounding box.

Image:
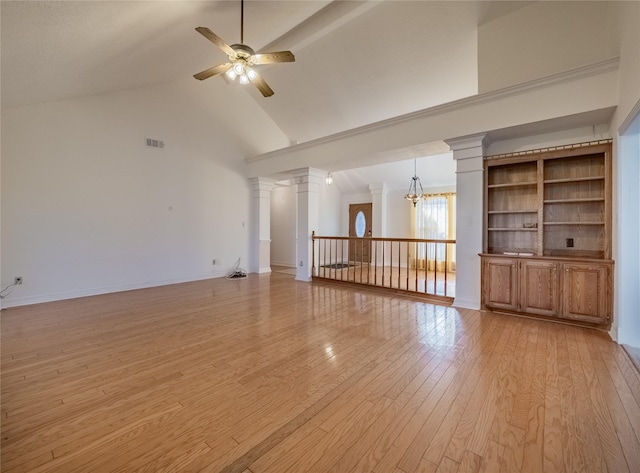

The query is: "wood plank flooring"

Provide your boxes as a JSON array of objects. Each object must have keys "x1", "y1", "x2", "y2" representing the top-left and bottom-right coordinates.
[
  {"x1": 2, "y1": 273, "x2": 639, "y2": 472},
  {"x1": 314, "y1": 264, "x2": 456, "y2": 299}
]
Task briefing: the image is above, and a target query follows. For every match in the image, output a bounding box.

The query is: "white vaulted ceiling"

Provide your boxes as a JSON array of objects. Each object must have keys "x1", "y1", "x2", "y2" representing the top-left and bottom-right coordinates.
[
  {"x1": 1, "y1": 1, "x2": 530, "y2": 138},
  {"x1": 0, "y1": 1, "x2": 330, "y2": 107},
  {"x1": 1, "y1": 0, "x2": 618, "y2": 182}
]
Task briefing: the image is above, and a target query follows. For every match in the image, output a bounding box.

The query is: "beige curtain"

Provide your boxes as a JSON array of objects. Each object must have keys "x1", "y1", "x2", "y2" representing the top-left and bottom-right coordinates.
[{"x1": 411, "y1": 193, "x2": 456, "y2": 272}]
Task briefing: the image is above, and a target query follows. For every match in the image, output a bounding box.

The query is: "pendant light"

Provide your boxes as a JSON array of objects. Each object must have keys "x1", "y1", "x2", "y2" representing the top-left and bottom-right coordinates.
[{"x1": 404, "y1": 159, "x2": 425, "y2": 207}]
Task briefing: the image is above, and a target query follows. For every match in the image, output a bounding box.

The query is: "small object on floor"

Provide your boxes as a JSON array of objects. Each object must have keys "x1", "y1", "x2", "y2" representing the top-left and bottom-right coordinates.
[{"x1": 226, "y1": 258, "x2": 247, "y2": 279}]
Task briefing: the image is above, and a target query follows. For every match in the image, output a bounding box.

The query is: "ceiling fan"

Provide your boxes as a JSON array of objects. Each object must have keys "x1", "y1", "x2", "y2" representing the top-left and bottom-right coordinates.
[{"x1": 193, "y1": 0, "x2": 295, "y2": 97}]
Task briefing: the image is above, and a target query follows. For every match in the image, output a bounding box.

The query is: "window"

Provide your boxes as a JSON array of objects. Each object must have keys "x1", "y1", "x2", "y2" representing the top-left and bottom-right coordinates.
[{"x1": 414, "y1": 193, "x2": 456, "y2": 271}]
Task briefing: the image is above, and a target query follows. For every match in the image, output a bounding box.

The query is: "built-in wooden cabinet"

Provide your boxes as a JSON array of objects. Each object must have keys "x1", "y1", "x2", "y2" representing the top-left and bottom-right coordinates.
[
  {"x1": 481, "y1": 141, "x2": 613, "y2": 328},
  {"x1": 482, "y1": 257, "x2": 560, "y2": 318},
  {"x1": 562, "y1": 261, "x2": 611, "y2": 324},
  {"x1": 520, "y1": 259, "x2": 559, "y2": 317},
  {"x1": 482, "y1": 255, "x2": 612, "y2": 325},
  {"x1": 483, "y1": 257, "x2": 518, "y2": 311}
]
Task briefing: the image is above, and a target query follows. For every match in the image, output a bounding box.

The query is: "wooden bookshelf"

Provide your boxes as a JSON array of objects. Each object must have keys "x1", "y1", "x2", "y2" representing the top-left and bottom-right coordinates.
[{"x1": 481, "y1": 141, "x2": 613, "y2": 327}]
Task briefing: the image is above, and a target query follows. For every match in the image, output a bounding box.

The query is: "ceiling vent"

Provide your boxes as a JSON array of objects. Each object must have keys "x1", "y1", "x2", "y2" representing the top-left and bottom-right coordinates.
[{"x1": 145, "y1": 138, "x2": 164, "y2": 149}]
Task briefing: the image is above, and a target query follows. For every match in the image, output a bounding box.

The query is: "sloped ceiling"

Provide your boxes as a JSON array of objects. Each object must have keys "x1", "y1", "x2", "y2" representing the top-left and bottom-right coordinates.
[
  {"x1": 0, "y1": 0, "x2": 330, "y2": 107},
  {"x1": 2, "y1": 0, "x2": 611, "y2": 188},
  {"x1": 1, "y1": 1, "x2": 529, "y2": 138}
]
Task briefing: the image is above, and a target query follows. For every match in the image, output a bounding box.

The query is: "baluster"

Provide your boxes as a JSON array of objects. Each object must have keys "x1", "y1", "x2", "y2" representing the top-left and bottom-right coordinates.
[
  {"x1": 444, "y1": 242, "x2": 449, "y2": 297},
  {"x1": 374, "y1": 240, "x2": 378, "y2": 286},
  {"x1": 397, "y1": 241, "x2": 401, "y2": 290},
  {"x1": 312, "y1": 232, "x2": 315, "y2": 276},
  {"x1": 424, "y1": 241, "x2": 428, "y2": 295},
  {"x1": 413, "y1": 241, "x2": 418, "y2": 292},
  {"x1": 405, "y1": 241, "x2": 409, "y2": 290},
  {"x1": 433, "y1": 242, "x2": 437, "y2": 295},
  {"x1": 341, "y1": 239, "x2": 344, "y2": 281},
  {"x1": 389, "y1": 241, "x2": 393, "y2": 288}
]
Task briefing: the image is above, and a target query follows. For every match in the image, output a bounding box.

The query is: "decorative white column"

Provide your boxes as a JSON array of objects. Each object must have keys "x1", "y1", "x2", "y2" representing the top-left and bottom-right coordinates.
[
  {"x1": 369, "y1": 182, "x2": 388, "y2": 237},
  {"x1": 249, "y1": 177, "x2": 276, "y2": 274},
  {"x1": 445, "y1": 133, "x2": 487, "y2": 310},
  {"x1": 292, "y1": 168, "x2": 325, "y2": 281}
]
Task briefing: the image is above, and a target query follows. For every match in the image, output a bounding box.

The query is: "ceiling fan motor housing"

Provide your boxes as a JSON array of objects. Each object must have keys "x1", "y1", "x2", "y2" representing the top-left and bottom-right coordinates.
[{"x1": 231, "y1": 44, "x2": 256, "y2": 58}]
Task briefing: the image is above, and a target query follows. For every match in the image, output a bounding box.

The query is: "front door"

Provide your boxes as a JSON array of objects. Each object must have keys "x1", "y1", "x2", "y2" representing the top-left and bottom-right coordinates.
[{"x1": 349, "y1": 203, "x2": 372, "y2": 263}]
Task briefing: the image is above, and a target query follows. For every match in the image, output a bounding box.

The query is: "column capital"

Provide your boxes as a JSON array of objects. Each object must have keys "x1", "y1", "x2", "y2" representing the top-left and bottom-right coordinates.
[
  {"x1": 248, "y1": 176, "x2": 276, "y2": 193},
  {"x1": 445, "y1": 133, "x2": 488, "y2": 160},
  {"x1": 369, "y1": 182, "x2": 388, "y2": 196},
  {"x1": 290, "y1": 167, "x2": 326, "y2": 186}
]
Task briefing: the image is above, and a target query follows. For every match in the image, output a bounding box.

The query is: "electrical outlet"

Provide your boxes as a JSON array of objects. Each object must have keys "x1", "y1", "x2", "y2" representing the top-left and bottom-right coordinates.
[
  {"x1": 14, "y1": 277, "x2": 23, "y2": 285},
  {"x1": 212, "y1": 259, "x2": 217, "y2": 265},
  {"x1": 566, "y1": 238, "x2": 574, "y2": 248}
]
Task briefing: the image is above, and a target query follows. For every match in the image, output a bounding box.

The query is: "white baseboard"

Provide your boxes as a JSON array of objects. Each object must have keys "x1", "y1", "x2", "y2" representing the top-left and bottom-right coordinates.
[
  {"x1": 271, "y1": 260, "x2": 296, "y2": 267},
  {"x1": 0, "y1": 271, "x2": 228, "y2": 309},
  {"x1": 452, "y1": 298, "x2": 481, "y2": 310}
]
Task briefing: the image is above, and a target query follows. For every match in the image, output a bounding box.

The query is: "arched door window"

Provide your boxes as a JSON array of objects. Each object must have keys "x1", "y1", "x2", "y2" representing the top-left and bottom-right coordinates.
[{"x1": 355, "y1": 211, "x2": 366, "y2": 237}]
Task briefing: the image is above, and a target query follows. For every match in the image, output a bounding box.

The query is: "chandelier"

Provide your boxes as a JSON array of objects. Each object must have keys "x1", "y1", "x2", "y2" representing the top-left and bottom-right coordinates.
[{"x1": 404, "y1": 159, "x2": 425, "y2": 207}]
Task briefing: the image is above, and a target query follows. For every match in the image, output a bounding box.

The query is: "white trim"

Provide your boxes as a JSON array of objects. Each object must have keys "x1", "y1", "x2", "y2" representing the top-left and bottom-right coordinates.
[
  {"x1": 0, "y1": 272, "x2": 227, "y2": 308},
  {"x1": 618, "y1": 98, "x2": 640, "y2": 135},
  {"x1": 452, "y1": 298, "x2": 481, "y2": 310}
]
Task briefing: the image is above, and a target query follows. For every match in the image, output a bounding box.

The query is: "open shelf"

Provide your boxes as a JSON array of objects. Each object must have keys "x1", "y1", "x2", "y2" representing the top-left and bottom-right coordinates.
[
  {"x1": 543, "y1": 176, "x2": 605, "y2": 184},
  {"x1": 544, "y1": 198, "x2": 604, "y2": 204},
  {"x1": 484, "y1": 143, "x2": 610, "y2": 259},
  {"x1": 487, "y1": 182, "x2": 537, "y2": 189},
  {"x1": 543, "y1": 222, "x2": 604, "y2": 226},
  {"x1": 488, "y1": 210, "x2": 537, "y2": 214}
]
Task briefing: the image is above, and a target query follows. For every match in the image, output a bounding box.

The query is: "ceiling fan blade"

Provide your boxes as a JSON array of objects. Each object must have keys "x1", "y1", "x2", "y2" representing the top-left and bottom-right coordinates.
[
  {"x1": 252, "y1": 73, "x2": 274, "y2": 97},
  {"x1": 251, "y1": 51, "x2": 295, "y2": 65},
  {"x1": 195, "y1": 27, "x2": 236, "y2": 57},
  {"x1": 194, "y1": 63, "x2": 231, "y2": 81}
]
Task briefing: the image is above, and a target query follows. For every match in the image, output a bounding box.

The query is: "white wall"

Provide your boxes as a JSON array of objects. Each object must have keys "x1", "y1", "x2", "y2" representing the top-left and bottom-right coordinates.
[
  {"x1": 270, "y1": 178, "x2": 341, "y2": 267},
  {"x1": 1, "y1": 78, "x2": 289, "y2": 307},
  {"x1": 318, "y1": 180, "x2": 342, "y2": 236},
  {"x1": 478, "y1": 1, "x2": 618, "y2": 93},
  {"x1": 615, "y1": 124, "x2": 640, "y2": 346},
  {"x1": 270, "y1": 184, "x2": 296, "y2": 267},
  {"x1": 386, "y1": 190, "x2": 412, "y2": 239}
]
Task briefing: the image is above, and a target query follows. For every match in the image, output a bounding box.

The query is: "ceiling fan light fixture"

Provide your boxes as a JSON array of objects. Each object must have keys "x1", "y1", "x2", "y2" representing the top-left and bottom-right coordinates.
[
  {"x1": 233, "y1": 62, "x2": 244, "y2": 75},
  {"x1": 225, "y1": 69, "x2": 237, "y2": 80},
  {"x1": 239, "y1": 74, "x2": 250, "y2": 85},
  {"x1": 246, "y1": 67, "x2": 257, "y2": 81}
]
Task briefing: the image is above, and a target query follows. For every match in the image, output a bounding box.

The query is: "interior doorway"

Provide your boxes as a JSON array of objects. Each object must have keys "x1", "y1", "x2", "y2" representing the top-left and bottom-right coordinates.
[{"x1": 348, "y1": 203, "x2": 372, "y2": 263}]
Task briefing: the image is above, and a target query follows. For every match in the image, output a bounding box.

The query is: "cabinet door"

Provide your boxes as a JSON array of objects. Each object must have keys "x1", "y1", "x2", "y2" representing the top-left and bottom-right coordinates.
[
  {"x1": 482, "y1": 258, "x2": 518, "y2": 311},
  {"x1": 562, "y1": 263, "x2": 609, "y2": 324},
  {"x1": 520, "y1": 260, "x2": 558, "y2": 316}
]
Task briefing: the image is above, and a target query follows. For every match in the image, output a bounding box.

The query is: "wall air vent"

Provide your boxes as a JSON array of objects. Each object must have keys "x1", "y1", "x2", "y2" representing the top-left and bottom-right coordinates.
[{"x1": 145, "y1": 138, "x2": 165, "y2": 149}]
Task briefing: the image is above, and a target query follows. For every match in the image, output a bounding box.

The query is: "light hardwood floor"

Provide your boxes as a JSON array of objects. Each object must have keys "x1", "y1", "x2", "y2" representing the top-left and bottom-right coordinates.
[{"x1": 2, "y1": 273, "x2": 639, "y2": 473}]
